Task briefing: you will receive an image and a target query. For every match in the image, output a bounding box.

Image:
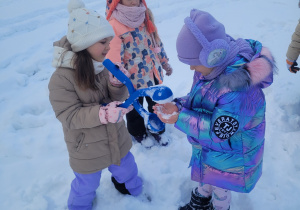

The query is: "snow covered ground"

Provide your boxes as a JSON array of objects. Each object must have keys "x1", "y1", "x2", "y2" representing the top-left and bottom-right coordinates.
[{"x1": 1, "y1": 0, "x2": 300, "y2": 209}]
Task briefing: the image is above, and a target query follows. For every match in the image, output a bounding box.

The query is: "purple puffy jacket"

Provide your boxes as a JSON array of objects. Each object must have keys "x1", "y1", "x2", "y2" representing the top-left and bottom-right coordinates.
[{"x1": 175, "y1": 42, "x2": 275, "y2": 193}]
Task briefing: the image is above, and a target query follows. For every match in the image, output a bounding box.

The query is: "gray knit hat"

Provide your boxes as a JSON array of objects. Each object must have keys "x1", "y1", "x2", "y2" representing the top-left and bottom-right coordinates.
[{"x1": 67, "y1": 0, "x2": 115, "y2": 52}]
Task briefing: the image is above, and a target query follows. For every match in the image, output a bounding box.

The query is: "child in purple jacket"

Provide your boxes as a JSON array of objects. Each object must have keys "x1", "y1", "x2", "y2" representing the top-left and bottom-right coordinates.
[{"x1": 154, "y1": 9, "x2": 275, "y2": 210}]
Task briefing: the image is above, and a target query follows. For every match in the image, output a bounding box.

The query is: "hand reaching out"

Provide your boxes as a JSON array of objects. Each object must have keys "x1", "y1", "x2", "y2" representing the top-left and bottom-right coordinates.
[
  {"x1": 162, "y1": 63, "x2": 173, "y2": 76},
  {"x1": 286, "y1": 59, "x2": 300, "y2": 73},
  {"x1": 153, "y1": 102, "x2": 179, "y2": 124}
]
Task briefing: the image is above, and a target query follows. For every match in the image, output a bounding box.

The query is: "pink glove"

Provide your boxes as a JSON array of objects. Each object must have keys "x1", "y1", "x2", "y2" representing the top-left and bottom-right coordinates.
[
  {"x1": 99, "y1": 102, "x2": 133, "y2": 124},
  {"x1": 162, "y1": 63, "x2": 173, "y2": 76},
  {"x1": 109, "y1": 63, "x2": 131, "y2": 87},
  {"x1": 99, "y1": 106, "x2": 108, "y2": 124}
]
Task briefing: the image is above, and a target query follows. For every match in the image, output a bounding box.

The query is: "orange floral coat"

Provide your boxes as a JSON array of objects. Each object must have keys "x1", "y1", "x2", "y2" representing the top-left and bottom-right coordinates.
[{"x1": 106, "y1": 18, "x2": 169, "y2": 89}]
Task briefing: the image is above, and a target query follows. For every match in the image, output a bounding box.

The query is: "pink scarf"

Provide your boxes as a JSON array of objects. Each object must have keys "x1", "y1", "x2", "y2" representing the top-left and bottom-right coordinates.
[{"x1": 112, "y1": 3, "x2": 146, "y2": 29}]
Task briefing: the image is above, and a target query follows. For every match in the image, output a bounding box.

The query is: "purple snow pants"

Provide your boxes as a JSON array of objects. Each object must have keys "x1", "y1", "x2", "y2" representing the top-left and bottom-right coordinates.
[{"x1": 67, "y1": 152, "x2": 143, "y2": 210}]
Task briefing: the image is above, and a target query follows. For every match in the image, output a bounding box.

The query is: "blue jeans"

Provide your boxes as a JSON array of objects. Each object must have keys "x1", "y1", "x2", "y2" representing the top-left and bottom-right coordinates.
[{"x1": 67, "y1": 152, "x2": 143, "y2": 210}]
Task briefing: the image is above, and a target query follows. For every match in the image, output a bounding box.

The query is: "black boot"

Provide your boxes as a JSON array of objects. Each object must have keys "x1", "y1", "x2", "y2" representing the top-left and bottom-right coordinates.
[
  {"x1": 151, "y1": 133, "x2": 169, "y2": 146},
  {"x1": 179, "y1": 188, "x2": 212, "y2": 210},
  {"x1": 111, "y1": 176, "x2": 131, "y2": 195},
  {"x1": 132, "y1": 135, "x2": 145, "y2": 143}
]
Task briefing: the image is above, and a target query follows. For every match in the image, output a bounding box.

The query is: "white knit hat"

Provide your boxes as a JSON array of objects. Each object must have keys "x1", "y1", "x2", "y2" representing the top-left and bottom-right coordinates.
[{"x1": 67, "y1": 0, "x2": 115, "y2": 52}]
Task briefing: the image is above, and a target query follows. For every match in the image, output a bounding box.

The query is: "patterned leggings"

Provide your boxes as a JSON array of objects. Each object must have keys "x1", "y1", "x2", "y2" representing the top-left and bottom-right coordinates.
[{"x1": 197, "y1": 183, "x2": 231, "y2": 210}]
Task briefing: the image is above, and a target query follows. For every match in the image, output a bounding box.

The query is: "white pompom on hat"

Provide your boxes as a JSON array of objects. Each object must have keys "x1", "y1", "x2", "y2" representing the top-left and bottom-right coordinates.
[{"x1": 67, "y1": 0, "x2": 115, "y2": 52}]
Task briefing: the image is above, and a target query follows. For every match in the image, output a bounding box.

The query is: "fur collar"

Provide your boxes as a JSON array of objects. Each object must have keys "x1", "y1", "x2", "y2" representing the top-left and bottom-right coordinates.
[{"x1": 218, "y1": 47, "x2": 276, "y2": 91}]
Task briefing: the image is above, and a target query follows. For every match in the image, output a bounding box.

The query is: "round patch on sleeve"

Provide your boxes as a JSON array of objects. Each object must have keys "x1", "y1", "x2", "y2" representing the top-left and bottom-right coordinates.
[{"x1": 213, "y1": 116, "x2": 239, "y2": 139}]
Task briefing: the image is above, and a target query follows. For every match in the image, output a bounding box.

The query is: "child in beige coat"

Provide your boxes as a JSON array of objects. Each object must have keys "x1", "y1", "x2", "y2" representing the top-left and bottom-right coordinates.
[{"x1": 48, "y1": 0, "x2": 144, "y2": 209}]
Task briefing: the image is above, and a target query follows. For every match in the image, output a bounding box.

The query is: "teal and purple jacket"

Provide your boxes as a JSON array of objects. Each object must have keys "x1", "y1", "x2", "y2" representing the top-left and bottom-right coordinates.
[{"x1": 174, "y1": 40, "x2": 275, "y2": 193}]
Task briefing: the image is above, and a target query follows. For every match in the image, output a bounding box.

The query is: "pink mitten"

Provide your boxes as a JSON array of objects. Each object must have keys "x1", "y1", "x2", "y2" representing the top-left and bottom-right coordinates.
[
  {"x1": 109, "y1": 63, "x2": 131, "y2": 87},
  {"x1": 105, "y1": 101, "x2": 133, "y2": 123},
  {"x1": 162, "y1": 63, "x2": 173, "y2": 76},
  {"x1": 99, "y1": 106, "x2": 108, "y2": 124}
]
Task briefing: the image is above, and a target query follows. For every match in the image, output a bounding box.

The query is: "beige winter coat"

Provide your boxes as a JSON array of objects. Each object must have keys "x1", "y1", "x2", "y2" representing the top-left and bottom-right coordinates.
[
  {"x1": 286, "y1": 20, "x2": 300, "y2": 61},
  {"x1": 48, "y1": 36, "x2": 132, "y2": 174}
]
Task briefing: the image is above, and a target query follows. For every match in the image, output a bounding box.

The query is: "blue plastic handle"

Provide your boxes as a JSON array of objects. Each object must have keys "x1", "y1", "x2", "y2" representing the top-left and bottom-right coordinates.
[
  {"x1": 103, "y1": 59, "x2": 173, "y2": 133},
  {"x1": 103, "y1": 59, "x2": 135, "y2": 94}
]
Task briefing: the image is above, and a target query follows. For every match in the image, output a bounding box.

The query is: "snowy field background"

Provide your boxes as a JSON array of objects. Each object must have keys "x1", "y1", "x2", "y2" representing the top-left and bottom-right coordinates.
[{"x1": 1, "y1": 0, "x2": 300, "y2": 209}]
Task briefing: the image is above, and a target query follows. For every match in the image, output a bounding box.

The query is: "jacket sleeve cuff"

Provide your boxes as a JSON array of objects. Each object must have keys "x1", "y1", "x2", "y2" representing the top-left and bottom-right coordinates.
[{"x1": 175, "y1": 107, "x2": 211, "y2": 140}]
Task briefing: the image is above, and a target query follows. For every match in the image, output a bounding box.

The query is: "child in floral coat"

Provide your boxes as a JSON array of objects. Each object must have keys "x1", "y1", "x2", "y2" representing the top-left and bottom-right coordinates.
[
  {"x1": 154, "y1": 9, "x2": 276, "y2": 210},
  {"x1": 105, "y1": 0, "x2": 173, "y2": 146}
]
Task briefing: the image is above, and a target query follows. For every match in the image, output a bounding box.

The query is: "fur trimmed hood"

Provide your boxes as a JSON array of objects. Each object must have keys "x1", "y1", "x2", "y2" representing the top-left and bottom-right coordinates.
[
  {"x1": 245, "y1": 47, "x2": 275, "y2": 88},
  {"x1": 218, "y1": 44, "x2": 276, "y2": 91}
]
